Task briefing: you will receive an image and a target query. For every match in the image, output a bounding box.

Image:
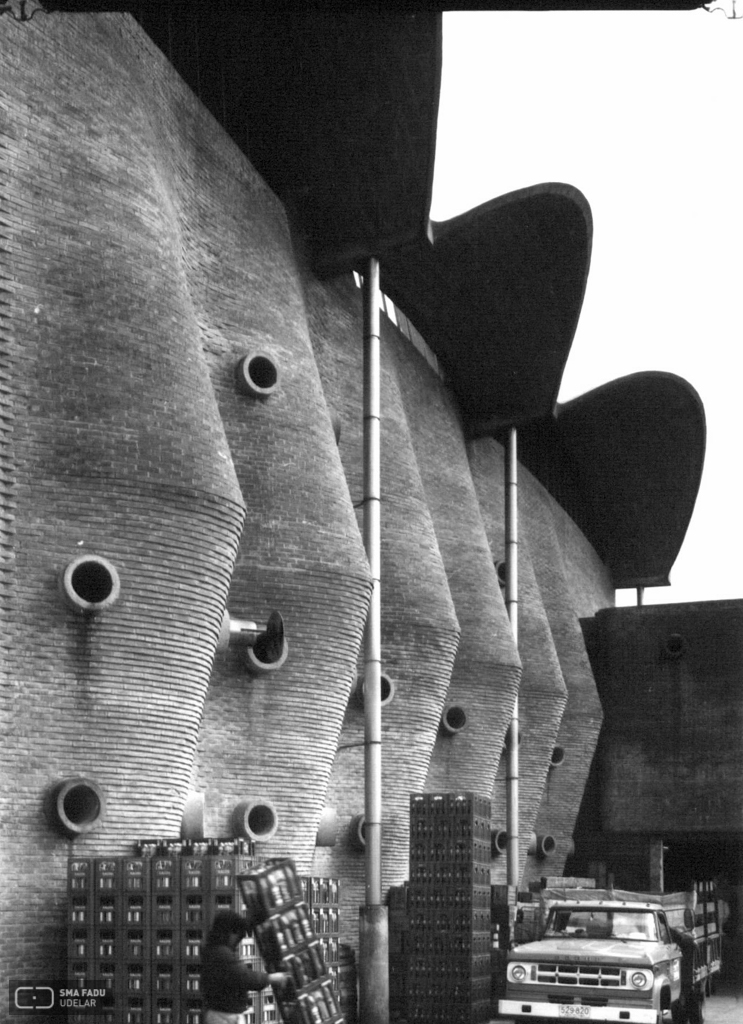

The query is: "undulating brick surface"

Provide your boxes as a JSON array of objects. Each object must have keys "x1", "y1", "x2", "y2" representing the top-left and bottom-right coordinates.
[
  {"x1": 468, "y1": 438, "x2": 568, "y2": 883},
  {"x1": 390, "y1": 334, "x2": 521, "y2": 803},
  {"x1": 0, "y1": 9, "x2": 628, "y2": 984},
  {"x1": 174, "y1": 53, "x2": 373, "y2": 876},
  {"x1": 519, "y1": 482, "x2": 606, "y2": 887},
  {"x1": 305, "y1": 275, "x2": 461, "y2": 941},
  {"x1": 1, "y1": 12, "x2": 246, "y2": 980}
]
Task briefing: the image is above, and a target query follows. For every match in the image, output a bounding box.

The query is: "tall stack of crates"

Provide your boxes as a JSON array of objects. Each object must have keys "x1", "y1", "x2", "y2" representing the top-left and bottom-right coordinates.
[
  {"x1": 239, "y1": 859, "x2": 345, "y2": 1024},
  {"x1": 305, "y1": 875, "x2": 341, "y2": 991},
  {"x1": 67, "y1": 840, "x2": 256, "y2": 1024},
  {"x1": 387, "y1": 882, "x2": 410, "y2": 1020},
  {"x1": 67, "y1": 845, "x2": 343, "y2": 1024},
  {"x1": 407, "y1": 792, "x2": 492, "y2": 1024}
]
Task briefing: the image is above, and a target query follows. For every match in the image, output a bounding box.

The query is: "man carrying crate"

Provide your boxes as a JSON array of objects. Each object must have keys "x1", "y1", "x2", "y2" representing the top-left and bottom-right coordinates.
[{"x1": 202, "y1": 910, "x2": 291, "y2": 1024}]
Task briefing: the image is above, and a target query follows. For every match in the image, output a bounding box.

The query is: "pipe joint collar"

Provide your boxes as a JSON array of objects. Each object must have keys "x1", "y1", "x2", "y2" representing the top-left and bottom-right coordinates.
[
  {"x1": 247, "y1": 611, "x2": 288, "y2": 673},
  {"x1": 491, "y1": 829, "x2": 508, "y2": 856},
  {"x1": 218, "y1": 610, "x2": 288, "y2": 673}
]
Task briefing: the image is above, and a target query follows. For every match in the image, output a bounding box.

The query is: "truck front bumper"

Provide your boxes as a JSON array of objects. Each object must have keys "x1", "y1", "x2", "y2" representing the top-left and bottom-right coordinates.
[{"x1": 498, "y1": 999, "x2": 659, "y2": 1024}]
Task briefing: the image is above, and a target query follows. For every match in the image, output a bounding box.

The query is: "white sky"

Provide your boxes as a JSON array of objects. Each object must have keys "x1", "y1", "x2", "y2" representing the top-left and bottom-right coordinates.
[{"x1": 430, "y1": 7, "x2": 742, "y2": 607}]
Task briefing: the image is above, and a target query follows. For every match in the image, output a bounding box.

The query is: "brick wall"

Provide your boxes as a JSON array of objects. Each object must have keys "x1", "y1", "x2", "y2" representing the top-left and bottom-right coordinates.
[
  {"x1": 0, "y1": 10, "x2": 621, "y2": 983},
  {"x1": 520, "y1": 480, "x2": 607, "y2": 886},
  {"x1": 305, "y1": 275, "x2": 462, "y2": 936},
  {"x1": 1, "y1": 12, "x2": 246, "y2": 980},
  {"x1": 469, "y1": 438, "x2": 568, "y2": 883}
]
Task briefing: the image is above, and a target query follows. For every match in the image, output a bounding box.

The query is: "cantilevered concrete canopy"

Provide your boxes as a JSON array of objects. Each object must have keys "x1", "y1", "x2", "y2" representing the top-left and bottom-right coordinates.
[
  {"x1": 106, "y1": 6, "x2": 443, "y2": 278},
  {"x1": 516, "y1": 373, "x2": 706, "y2": 590},
  {"x1": 381, "y1": 183, "x2": 593, "y2": 429},
  {"x1": 45, "y1": 1, "x2": 707, "y2": 270},
  {"x1": 556, "y1": 372, "x2": 706, "y2": 589},
  {"x1": 39, "y1": 3, "x2": 706, "y2": 591}
]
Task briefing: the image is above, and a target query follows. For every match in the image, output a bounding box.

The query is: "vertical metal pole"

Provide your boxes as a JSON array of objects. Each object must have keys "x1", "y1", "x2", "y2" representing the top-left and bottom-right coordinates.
[
  {"x1": 505, "y1": 427, "x2": 520, "y2": 890},
  {"x1": 359, "y1": 257, "x2": 389, "y2": 1024},
  {"x1": 362, "y1": 256, "x2": 382, "y2": 907},
  {"x1": 637, "y1": 586, "x2": 645, "y2": 607}
]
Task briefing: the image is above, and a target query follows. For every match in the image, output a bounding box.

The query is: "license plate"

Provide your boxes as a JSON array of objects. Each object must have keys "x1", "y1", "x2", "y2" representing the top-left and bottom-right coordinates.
[{"x1": 558, "y1": 1006, "x2": 591, "y2": 1019}]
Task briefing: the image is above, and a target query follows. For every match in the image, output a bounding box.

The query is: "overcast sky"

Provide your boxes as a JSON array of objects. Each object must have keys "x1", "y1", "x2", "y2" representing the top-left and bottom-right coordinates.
[{"x1": 430, "y1": 7, "x2": 742, "y2": 607}]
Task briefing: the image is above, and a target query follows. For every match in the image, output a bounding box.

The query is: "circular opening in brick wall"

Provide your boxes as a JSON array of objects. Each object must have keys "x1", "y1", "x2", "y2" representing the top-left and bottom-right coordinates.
[
  {"x1": 350, "y1": 813, "x2": 366, "y2": 852},
  {"x1": 232, "y1": 799, "x2": 279, "y2": 843},
  {"x1": 491, "y1": 829, "x2": 508, "y2": 856},
  {"x1": 357, "y1": 672, "x2": 396, "y2": 707},
  {"x1": 246, "y1": 612, "x2": 288, "y2": 674},
  {"x1": 528, "y1": 833, "x2": 556, "y2": 859},
  {"x1": 502, "y1": 730, "x2": 522, "y2": 759},
  {"x1": 494, "y1": 560, "x2": 507, "y2": 587},
  {"x1": 379, "y1": 673, "x2": 395, "y2": 706},
  {"x1": 54, "y1": 777, "x2": 106, "y2": 837},
  {"x1": 664, "y1": 633, "x2": 687, "y2": 659},
  {"x1": 441, "y1": 704, "x2": 468, "y2": 734},
  {"x1": 550, "y1": 745, "x2": 565, "y2": 767},
  {"x1": 61, "y1": 555, "x2": 121, "y2": 613},
  {"x1": 235, "y1": 352, "x2": 280, "y2": 397}
]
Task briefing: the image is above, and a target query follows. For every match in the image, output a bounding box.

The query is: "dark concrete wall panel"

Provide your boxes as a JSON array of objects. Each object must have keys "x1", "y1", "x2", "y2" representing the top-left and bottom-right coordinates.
[{"x1": 590, "y1": 602, "x2": 743, "y2": 833}]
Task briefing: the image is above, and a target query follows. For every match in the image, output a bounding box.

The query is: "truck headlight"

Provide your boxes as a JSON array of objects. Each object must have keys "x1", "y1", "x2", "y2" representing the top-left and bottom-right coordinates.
[
  {"x1": 630, "y1": 971, "x2": 651, "y2": 989},
  {"x1": 509, "y1": 964, "x2": 528, "y2": 983}
]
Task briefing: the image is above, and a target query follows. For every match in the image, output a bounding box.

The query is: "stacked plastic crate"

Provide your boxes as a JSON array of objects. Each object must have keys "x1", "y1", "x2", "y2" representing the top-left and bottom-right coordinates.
[
  {"x1": 176, "y1": 841, "x2": 258, "y2": 1024},
  {"x1": 387, "y1": 882, "x2": 410, "y2": 1020},
  {"x1": 306, "y1": 875, "x2": 341, "y2": 992},
  {"x1": 66, "y1": 840, "x2": 256, "y2": 1024},
  {"x1": 239, "y1": 859, "x2": 345, "y2": 1024},
  {"x1": 407, "y1": 792, "x2": 492, "y2": 1024},
  {"x1": 68, "y1": 856, "x2": 109, "y2": 1021}
]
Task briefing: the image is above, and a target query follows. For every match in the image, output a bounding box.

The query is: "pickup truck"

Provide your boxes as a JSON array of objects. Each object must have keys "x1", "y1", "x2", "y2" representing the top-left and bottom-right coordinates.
[{"x1": 497, "y1": 889, "x2": 719, "y2": 1024}]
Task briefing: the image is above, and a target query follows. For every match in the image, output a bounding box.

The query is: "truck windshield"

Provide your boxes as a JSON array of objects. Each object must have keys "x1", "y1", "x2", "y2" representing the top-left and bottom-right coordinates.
[{"x1": 544, "y1": 908, "x2": 659, "y2": 941}]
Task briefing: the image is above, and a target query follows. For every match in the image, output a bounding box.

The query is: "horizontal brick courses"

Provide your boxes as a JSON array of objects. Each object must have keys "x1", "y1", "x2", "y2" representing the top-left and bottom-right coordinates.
[{"x1": 1, "y1": 8, "x2": 624, "y2": 979}]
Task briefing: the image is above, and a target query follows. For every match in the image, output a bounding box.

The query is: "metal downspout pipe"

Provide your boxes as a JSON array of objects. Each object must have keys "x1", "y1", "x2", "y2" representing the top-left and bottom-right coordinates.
[
  {"x1": 358, "y1": 257, "x2": 389, "y2": 1024},
  {"x1": 505, "y1": 427, "x2": 520, "y2": 894}
]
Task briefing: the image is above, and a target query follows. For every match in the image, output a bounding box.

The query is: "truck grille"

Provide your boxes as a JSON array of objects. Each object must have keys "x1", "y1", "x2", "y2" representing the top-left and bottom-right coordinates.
[{"x1": 536, "y1": 964, "x2": 623, "y2": 987}]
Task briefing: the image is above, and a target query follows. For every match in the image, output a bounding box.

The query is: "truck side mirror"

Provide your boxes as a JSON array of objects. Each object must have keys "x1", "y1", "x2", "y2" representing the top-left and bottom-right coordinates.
[
  {"x1": 683, "y1": 908, "x2": 694, "y2": 930},
  {"x1": 516, "y1": 909, "x2": 524, "y2": 923}
]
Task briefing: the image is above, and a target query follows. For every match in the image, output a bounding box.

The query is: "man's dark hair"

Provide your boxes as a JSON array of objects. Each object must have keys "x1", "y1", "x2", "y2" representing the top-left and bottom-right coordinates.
[{"x1": 206, "y1": 909, "x2": 250, "y2": 945}]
